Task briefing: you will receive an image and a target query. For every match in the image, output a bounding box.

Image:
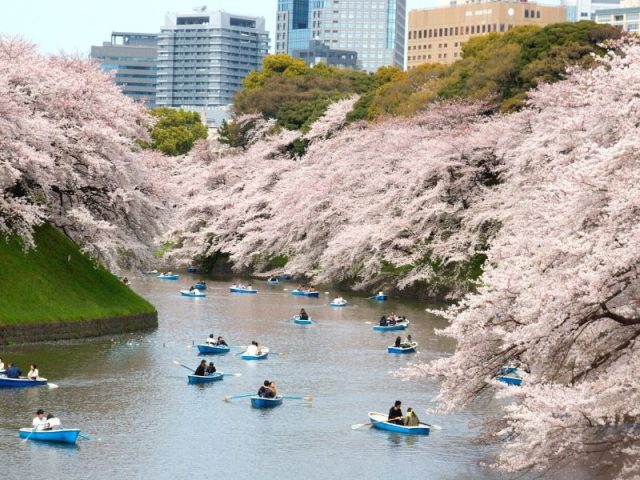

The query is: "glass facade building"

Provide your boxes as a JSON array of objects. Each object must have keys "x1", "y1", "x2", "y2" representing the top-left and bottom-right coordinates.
[
  {"x1": 276, "y1": 0, "x2": 406, "y2": 72},
  {"x1": 156, "y1": 10, "x2": 269, "y2": 124},
  {"x1": 90, "y1": 32, "x2": 158, "y2": 107}
]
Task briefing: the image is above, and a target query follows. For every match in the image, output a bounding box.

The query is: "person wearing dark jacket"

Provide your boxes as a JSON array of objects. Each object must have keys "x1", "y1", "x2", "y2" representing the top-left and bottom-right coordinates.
[
  {"x1": 194, "y1": 360, "x2": 207, "y2": 376},
  {"x1": 388, "y1": 400, "x2": 403, "y2": 425},
  {"x1": 299, "y1": 309, "x2": 309, "y2": 320},
  {"x1": 205, "y1": 362, "x2": 216, "y2": 375},
  {"x1": 258, "y1": 380, "x2": 271, "y2": 397},
  {"x1": 394, "y1": 336, "x2": 402, "y2": 348},
  {"x1": 6, "y1": 363, "x2": 21, "y2": 379}
]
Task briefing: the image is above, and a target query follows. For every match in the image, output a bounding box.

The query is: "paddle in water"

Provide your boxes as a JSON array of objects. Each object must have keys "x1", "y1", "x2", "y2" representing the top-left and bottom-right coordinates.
[
  {"x1": 224, "y1": 393, "x2": 256, "y2": 402},
  {"x1": 281, "y1": 395, "x2": 313, "y2": 401}
]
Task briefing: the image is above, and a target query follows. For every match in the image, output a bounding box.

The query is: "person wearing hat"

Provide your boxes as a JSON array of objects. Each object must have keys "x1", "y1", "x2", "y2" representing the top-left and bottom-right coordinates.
[
  {"x1": 194, "y1": 359, "x2": 207, "y2": 376},
  {"x1": 32, "y1": 409, "x2": 47, "y2": 430}
]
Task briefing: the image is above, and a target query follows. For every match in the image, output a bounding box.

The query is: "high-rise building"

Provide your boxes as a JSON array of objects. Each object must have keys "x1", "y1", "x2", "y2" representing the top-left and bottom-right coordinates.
[
  {"x1": 292, "y1": 39, "x2": 358, "y2": 68},
  {"x1": 407, "y1": 1, "x2": 566, "y2": 67},
  {"x1": 562, "y1": 0, "x2": 620, "y2": 22},
  {"x1": 276, "y1": 0, "x2": 406, "y2": 72},
  {"x1": 593, "y1": 2, "x2": 640, "y2": 33},
  {"x1": 91, "y1": 32, "x2": 158, "y2": 107},
  {"x1": 156, "y1": 10, "x2": 269, "y2": 125}
]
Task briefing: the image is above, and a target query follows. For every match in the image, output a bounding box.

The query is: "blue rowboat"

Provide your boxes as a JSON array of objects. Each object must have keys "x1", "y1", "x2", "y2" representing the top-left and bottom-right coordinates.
[
  {"x1": 18, "y1": 428, "x2": 81, "y2": 444},
  {"x1": 241, "y1": 347, "x2": 269, "y2": 360},
  {"x1": 180, "y1": 290, "x2": 206, "y2": 298},
  {"x1": 230, "y1": 286, "x2": 258, "y2": 294},
  {"x1": 387, "y1": 342, "x2": 418, "y2": 354},
  {"x1": 368, "y1": 412, "x2": 430, "y2": 436},
  {"x1": 372, "y1": 320, "x2": 410, "y2": 332},
  {"x1": 293, "y1": 315, "x2": 314, "y2": 325},
  {"x1": 372, "y1": 294, "x2": 388, "y2": 301},
  {"x1": 194, "y1": 282, "x2": 207, "y2": 290},
  {"x1": 158, "y1": 274, "x2": 180, "y2": 280},
  {"x1": 196, "y1": 344, "x2": 230, "y2": 354},
  {"x1": 290, "y1": 289, "x2": 319, "y2": 298},
  {"x1": 188, "y1": 373, "x2": 223, "y2": 384},
  {"x1": 0, "y1": 369, "x2": 6, "y2": 375},
  {"x1": 500, "y1": 366, "x2": 518, "y2": 374},
  {"x1": 187, "y1": 267, "x2": 198, "y2": 273},
  {"x1": 251, "y1": 396, "x2": 283, "y2": 408},
  {"x1": 266, "y1": 278, "x2": 280, "y2": 285},
  {"x1": 499, "y1": 374, "x2": 522, "y2": 386},
  {"x1": 0, "y1": 377, "x2": 48, "y2": 388}
]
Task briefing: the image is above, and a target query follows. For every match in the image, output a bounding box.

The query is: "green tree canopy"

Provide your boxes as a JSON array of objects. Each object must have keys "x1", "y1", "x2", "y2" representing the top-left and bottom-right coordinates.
[{"x1": 146, "y1": 108, "x2": 208, "y2": 156}]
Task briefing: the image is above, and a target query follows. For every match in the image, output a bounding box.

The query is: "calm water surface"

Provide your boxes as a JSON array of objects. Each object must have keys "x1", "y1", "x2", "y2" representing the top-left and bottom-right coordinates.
[{"x1": 0, "y1": 276, "x2": 504, "y2": 480}]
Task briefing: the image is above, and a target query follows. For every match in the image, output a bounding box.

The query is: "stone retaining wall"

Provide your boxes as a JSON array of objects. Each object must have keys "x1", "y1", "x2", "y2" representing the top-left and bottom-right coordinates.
[{"x1": 0, "y1": 312, "x2": 158, "y2": 345}]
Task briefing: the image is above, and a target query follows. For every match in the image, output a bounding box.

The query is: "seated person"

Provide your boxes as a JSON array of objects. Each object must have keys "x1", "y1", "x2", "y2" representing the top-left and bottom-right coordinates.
[
  {"x1": 299, "y1": 309, "x2": 309, "y2": 320},
  {"x1": 379, "y1": 316, "x2": 388, "y2": 326},
  {"x1": 394, "y1": 336, "x2": 402, "y2": 348},
  {"x1": 257, "y1": 380, "x2": 271, "y2": 397},
  {"x1": 404, "y1": 407, "x2": 420, "y2": 427},
  {"x1": 205, "y1": 334, "x2": 216, "y2": 345},
  {"x1": 194, "y1": 360, "x2": 207, "y2": 376},
  {"x1": 32, "y1": 409, "x2": 46, "y2": 430},
  {"x1": 0, "y1": 357, "x2": 4, "y2": 371},
  {"x1": 27, "y1": 364, "x2": 39, "y2": 380},
  {"x1": 388, "y1": 400, "x2": 404, "y2": 425},
  {"x1": 216, "y1": 336, "x2": 228, "y2": 346},
  {"x1": 205, "y1": 362, "x2": 216, "y2": 375},
  {"x1": 400, "y1": 335, "x2": 413, "y2": 348},
  {"x1": 189, "y1": 285, "x2": 196, "y2": 293},
  {"x1": 267, "y1": 381, "x2": 277, "y2": 398},
  {"x1": 44, "y1": 414, "x2": 61, "y2": 430},
  {"x1": 6, "y1": 363, "x2": 21, "y2": 379},
  {"x1": 245, "y1": 341, "x2": 259, "y2": 356}
]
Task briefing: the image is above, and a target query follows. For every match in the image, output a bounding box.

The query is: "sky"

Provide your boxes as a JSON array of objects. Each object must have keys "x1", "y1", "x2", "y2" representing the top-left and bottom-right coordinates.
[{"x1": 0, "y1": 0, "x2": 436, "y2": 56}]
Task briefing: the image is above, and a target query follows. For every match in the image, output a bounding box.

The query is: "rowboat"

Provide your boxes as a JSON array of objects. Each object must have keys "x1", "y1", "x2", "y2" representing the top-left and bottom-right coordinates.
[
  {"x1": 0, "y1": 377, "x2": 48, "y2": 388},
  {"x1": 329, "y1": 298, "x2": 348, "y2": 307},
  {"x1": 196, "y1": 344, "x2": 230, "y2": 354},
  {"x1": 194, "y1": 282, "x2": 207, "y2": 290},
  {"x1": 266, "y1": 278, "x2": 280, "y2": 285},
  {"x1": 141, "y1": 269, "x2": 158, "y2": 275},
  {"x1": 500, "y1": 366, "x2": 518, "y2": 374},
  {"x1": 290, "y1": 289, "x2": 319, "y2": 298},
  {"x1": 0, "y1": 369, "x2": 6, "y2": 375},
  {"x1": 250, "y1": 396, "x2": 283, "y2": 408},
  {"x1": 498, "y1": 373, "x2": 523, "y2": 386},
  {"x1": 241, "y1": 347, "x2": 269, "y2": 360},
  {"x1": 188, "y1": 373, "x2": 223, "y2": 384},
  {"x1": 180, "y1": 290, "x2": 206, "y2": 298},
  {"x1": 371, "y1": 294, "x2": 388, "y2": 301},
  {"x1": 18, "y1": 428, "x2": 81, "y2": 444},
  {"x1": 368, "y1": 412, "x2": 430, "y2": 435},
  {"x1": 372, "y1": 320, "x2": 410, "y2": 332},
  {"x1": 157, "y1": 274, "x2": 180, "y2": 280},
  {"x1": 230, "y1": 286, "x2": 258, "y2": 294},
  {"x1": 187, "y1": 267, "x2": 198, "y2": 273},
  {"x1": 293, "y1": 315, "x2": 314, "y2": 325},
  {"x1": 387, "y1": 341, "x2": 418, "y2": 354}
]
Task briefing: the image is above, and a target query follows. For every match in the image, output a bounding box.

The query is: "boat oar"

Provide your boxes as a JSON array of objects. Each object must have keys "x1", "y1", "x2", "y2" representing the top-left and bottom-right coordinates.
[
  {"x1": 20, "y1": 427, "x2": 38, "y2": 443},
  {"x1": 171, "y1": 360, "x2": 194, "y2": 373},
  {"x1": 421, "y1": 422, "x2": 442, "y2": 430},
  {"x1": 224, "y1": 393, "x2": 255, "y2": 402},
  {"x1": 351, "y1": 420, "x2": 382, "y2": 430},
  {"x1": 221, "y1": 373, "x2": 242, "y2": 377},
  {"x1": 78, "y1": 433, "x2": 92, "y2": 441},
  {"x1": 281, "y1": 395, "x2": 312, "y2": 401},
  {"x1": 271, "y1": 351, "x2": 288, "y2": 357},
  {"x1": 47, "y1": 382, "x2": 59, "y2": 389}
]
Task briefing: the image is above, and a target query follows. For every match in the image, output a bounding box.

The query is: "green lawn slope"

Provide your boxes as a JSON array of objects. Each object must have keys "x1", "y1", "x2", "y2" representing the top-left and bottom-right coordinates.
[{"x1": 0, "y1": 224, "x2": 155, "y2": 324}]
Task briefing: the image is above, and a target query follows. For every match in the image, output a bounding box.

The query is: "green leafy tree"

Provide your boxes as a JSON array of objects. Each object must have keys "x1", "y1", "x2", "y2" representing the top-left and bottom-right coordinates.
[
  {"x1": 147, "y1": 108, "x2": 207, "y2": 156},
  {"x1": 217, "y1": 118, "x2": 256, "y2": 150}
]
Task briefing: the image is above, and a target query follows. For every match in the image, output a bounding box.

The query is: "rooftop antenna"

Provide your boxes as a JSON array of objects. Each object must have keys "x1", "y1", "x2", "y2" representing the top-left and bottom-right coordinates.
[{"x1": 193, "y1": 5, "x2": 207, "y2": 13}]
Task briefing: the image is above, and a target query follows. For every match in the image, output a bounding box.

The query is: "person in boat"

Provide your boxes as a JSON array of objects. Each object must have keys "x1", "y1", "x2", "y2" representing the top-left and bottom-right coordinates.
[
  {"x1": 388, "y1": 400, "x2": 404, "y2": 425},
  {"x1": 205, "y1": 362, "x2": 216, "y2": 375},
  {"x1": 379, "y1": 315, "x2": 389, "y2": 326},
  {"x1": 197, "y1": 280, "x2": 206, "y2": 287},
  {"x1": 400, "y1": 335, "x2": 413, "y2": 348},
  {"x1": 268, "y1": 381, "x2": 277, "y2": 398},
  {"x1": 27, "y1": 364, "x2": 39, "y2": 380},
  {"x1": 257, "y1": 380, "x2": 272, "y2": 398},
  {"x1": 205, "y1": 334, "x2": 216, "y2": 345},
  {"x1": 404, "y1": 407, "x2": 420, "y2": 427},
  {"x1": 32, "y1": 409, "x2": 47, "y2": 430},
  {"x1": 308, "y1": 286, "x2": 317, "y2": 293},
  {"x1": 189, "y1": 285, "x2": 196, "y2": 293},
  {"x1": 299, "y1": 308, "x2": 309, "y2": 320},
  {"x1": 6, "y1": 363, "x2": 21, "y2": 379},
  {"x1": 246, "y1": 341, "x2": 259, "y2": 356},
  {"x1": 194, "y1": 360, "x2": 207, "y2": 376},
  {"x1": 0, "y1": 357, "x2": 4, "y2": 371},
  {"x1": 216, "y1": 336, "x2": 228, "y2": 346},
  {"x1": 394, "y1": 336, "x2": 402, "y2": 348},
  {"x1": 44, "y1": 413, "x2": 61, "y2": 430},
  {"x1": 378, "y1": 291, "x2": 384, "y2": 297},
  {"x1": 122, "y1": 277, "x2": 130, "y2": 285}
]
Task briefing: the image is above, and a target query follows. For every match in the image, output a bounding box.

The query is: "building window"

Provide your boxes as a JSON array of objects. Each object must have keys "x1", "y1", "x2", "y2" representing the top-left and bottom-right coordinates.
[
  {"x1": 500, "y1": 23, "x2": 505, "y2": 32},
  {"x1": 419, "y1": 30, "x2": 422, "y2": 38},
  {"x1": 614, "y1": 15, "x2": 624, "y2": 21},
  {"x1": 525, "y1": 9, "x2": 529, "y2": 18},
  {"x1": 465, "y1": 26, "x2": 469, "y2": 34},
  {"x1": 536, "y1": 11, "x2": 541, "y2": 18},
  {"x1": 470, "y1": 26, "x2": 474, "y2": 34},
  {"x1": 428, "y1": 29, "x2": 432, "y2": 37},
  {"x1": 454, "y1": 26, "x2": 459, "y2": 35}
]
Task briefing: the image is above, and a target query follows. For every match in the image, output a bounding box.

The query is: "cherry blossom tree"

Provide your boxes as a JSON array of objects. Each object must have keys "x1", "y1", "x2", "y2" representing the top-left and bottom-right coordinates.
[{"x1": 0, "y1": 37, "x2": 171, "y2": 269}]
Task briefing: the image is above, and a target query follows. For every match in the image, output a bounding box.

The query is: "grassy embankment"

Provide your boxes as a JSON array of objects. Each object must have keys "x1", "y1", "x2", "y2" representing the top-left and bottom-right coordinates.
[{"x1": 0, "y1": 224, "x2": 155, "y2": 324}]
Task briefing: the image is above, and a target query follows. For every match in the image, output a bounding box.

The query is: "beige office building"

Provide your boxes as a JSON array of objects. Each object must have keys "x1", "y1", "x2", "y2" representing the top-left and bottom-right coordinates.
[{"x1": 407, "y1": 2, "x2": 566, "y2": 67}]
